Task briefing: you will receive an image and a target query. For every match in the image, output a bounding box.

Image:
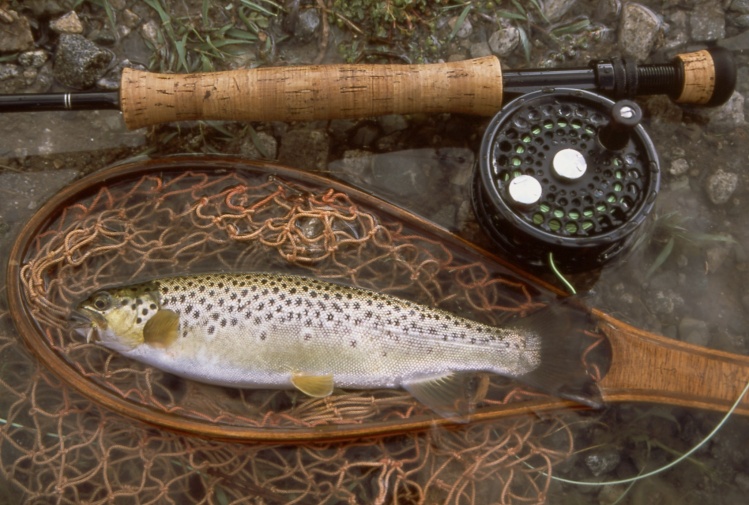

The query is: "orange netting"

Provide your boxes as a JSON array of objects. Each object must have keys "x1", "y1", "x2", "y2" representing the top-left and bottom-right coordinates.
[{"x1": 2, "y1": 158, "x2": 603, "y2": 503}]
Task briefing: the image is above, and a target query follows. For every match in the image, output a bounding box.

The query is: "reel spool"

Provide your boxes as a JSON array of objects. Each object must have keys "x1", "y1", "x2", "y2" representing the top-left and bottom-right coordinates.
[{"x1": 473, "y1": 88, "x2": 660, "y2": 273}]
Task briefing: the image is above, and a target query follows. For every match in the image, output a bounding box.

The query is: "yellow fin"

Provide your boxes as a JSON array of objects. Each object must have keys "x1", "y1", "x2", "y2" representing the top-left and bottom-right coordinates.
[
  {"x1": 143, "y1": 309, "x2": 180, "y2": 348},
  {"x1": 290, "y1": 372, "x2": 334, "y2": 397}
]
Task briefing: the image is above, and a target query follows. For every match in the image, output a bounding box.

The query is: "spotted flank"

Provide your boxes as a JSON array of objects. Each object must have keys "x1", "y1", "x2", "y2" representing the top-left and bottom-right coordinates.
[{"x1": 74, "y1": 272, "x2": 601, "y2": 419}]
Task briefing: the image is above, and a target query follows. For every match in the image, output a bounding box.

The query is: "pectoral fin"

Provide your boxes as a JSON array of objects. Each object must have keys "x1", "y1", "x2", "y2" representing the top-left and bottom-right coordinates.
[
  {"x1": 143, "y1": 309, "x2": 180, "y2": 348},
  {"x1": 291, "y1": 372, "x2": 334, "y2": 397},
  {"x1": 402, "y1": 372, "x2": 472, "y2": 422}
]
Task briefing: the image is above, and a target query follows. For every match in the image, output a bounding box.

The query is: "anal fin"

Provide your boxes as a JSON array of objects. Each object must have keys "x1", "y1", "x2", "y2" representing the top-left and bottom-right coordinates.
[
  {"x1": 402, "y1": 372, "x2": 472, "y2": 422},
  {"x1": 291, "y1": 372, "x2": 334, "y2": 397}
]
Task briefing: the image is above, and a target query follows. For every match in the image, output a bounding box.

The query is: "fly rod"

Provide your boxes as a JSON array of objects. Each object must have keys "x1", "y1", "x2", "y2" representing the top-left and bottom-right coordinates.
[{"x1": 0, "y1": 47, "x2": 735, "y2": 130}]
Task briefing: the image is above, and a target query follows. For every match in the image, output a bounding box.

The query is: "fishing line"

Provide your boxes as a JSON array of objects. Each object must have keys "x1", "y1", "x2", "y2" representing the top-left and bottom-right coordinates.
[
  {"x1": 526, "y1": 378, "x2": 749, "y2": 487},
  {"x1": 548, "y1": 252, "x2": 576, "y2": 295}
]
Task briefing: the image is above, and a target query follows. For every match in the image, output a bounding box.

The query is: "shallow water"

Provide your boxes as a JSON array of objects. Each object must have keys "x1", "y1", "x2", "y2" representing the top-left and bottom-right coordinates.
[{"x1": 1, "y1": 1, "x2": 748, "y2": 503}]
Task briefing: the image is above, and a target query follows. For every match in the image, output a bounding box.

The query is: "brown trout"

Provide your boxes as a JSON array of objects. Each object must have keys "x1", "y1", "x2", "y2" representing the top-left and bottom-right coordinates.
[{"x1": 73, "y1": 272, "x2": 600, "y2": 419}]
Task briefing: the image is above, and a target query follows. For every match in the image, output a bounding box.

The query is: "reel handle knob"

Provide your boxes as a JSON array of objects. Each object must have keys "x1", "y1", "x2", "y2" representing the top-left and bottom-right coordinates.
[{"x1": 598, "y1": 100, "x2": 643, "y2": 151}]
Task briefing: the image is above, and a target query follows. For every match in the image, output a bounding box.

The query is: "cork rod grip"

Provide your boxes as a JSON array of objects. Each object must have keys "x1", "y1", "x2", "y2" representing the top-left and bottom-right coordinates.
[{"x1": 119, "y1": 57, "x2": 504, "y2": 130}]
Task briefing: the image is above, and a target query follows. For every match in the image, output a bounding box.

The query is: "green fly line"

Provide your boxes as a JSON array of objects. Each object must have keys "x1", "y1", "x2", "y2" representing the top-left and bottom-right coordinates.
[
  {"x1": 549, "y1": 252, "x2": 577, "y2": 295},
  {"x1": 530, "y1": 378, "x2": 749, "y2": 487}
]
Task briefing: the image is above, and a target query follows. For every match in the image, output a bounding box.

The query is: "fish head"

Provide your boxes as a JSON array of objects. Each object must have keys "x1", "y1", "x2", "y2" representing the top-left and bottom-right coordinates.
[{"x1": 73, "y1": 283, "x2": 161, "y2": 352}]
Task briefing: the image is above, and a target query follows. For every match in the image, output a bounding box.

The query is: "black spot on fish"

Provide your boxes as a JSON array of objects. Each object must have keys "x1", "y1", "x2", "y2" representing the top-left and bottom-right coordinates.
[
  {"x1": 136, "y1": 317, "x2": 142, "y2": 324},
  {"x1": 150, "y1": 303, "x2": 157, "y2": 310},
  {"x1": 265, "y1": 313, "x2": 273, "y2": 321},
  {"x1": 211, "y1": 313, "x2": 220, "y2": 321},
  {"x1": 131, "y1": 304, "x2": 137, "y2": 311},
  {"x1": 121, "y1": 300, "x2": 128, "y2": 306},
  {"x1": 208, "y1": 326, "x2": 215, "y2": 335},
  {"x1": 141, "y1": 308, "x2": 149, "y2": 316},
  {"x1": 470, "y1": 338, "x2": 476, "y2": 344},
  {"x1": 304, "y1": 334, "x2": 312, "y2": 341},
  {"x1": 198, "y1": 285, "x2": 206, "y2": 293},
  {"x1": 327, "y1": 314, "x2": 334, "y2": 321},
  {"x1": 220, "y1": 319, "x2": 227, "y2": 328},
  {"x1": 260, "y1": 332, "x2": 267, "y2": 341},
  {"x1": 241, "y1": 289, "x2": 248, "y2": 297},
  {"x1": 254, "y1": 317, "x2": 261, "y2": 325},
  {"x1": 193, "y1": 310, "x2": 200, "y2": 318},
  {"x1": 162, "y1": 287, "x2": 170, "y2": 294},
  {"x1": 350, "y1": 340, "x2": 357, "y2": 348}
]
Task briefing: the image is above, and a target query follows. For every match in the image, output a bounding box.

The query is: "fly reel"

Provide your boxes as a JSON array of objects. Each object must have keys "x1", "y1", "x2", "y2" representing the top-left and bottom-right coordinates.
[{"x1": 473, "y1": 88, "x2": 660, "y2": 273}]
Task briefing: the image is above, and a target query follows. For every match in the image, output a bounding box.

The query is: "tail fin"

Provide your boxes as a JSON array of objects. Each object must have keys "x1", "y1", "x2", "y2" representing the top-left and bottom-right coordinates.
[{"x1": 511, "y1": 300, "x2": 604, "y2": 408}]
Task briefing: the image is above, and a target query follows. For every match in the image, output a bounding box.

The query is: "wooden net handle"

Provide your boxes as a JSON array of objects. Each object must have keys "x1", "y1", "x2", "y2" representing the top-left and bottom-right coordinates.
[{"x1": 119, "y1": 57, "x2": 504, "y2": 130}]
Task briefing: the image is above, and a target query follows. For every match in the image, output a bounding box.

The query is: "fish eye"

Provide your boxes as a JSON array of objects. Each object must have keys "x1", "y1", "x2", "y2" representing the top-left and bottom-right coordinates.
[{"x1": 92, "y1": 292, "x2": 112, "y2": 311}]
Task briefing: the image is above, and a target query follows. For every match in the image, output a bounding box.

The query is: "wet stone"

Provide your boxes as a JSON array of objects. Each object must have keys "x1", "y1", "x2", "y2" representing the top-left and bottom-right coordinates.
[
  {"x1": 0, "y1": 170, "x2": 80, "y2": 226},
  {"x1": 735, "y1": 14, "x2": 749, "y2": 28},
  {"x1": 469, "y1": 42, "x2": 491, "y2": 58},
  {"x1": 54, "y1": 34, "x2": 112, "y2": 89},
  {"x1": 705, "y1": 170, "x2": 739, "y2": 205},
  {"x1": 596, "y1": 0, "x2": 622, "y2": 23},
  {"x1": 668, "y1": 158, "x2": 689, "y2": 177},
  {"x1": 488, "y1": 23, "x2": 520, "y2": 57},
  {"x1": 0, "y1": 10, "x2": 34, "y2": 53},
  {"x1": 378, "y1": 115, "x2": 408, "y2": 135},
  {"x1": 50, "y1": 11, "x2": 84, "y2": 34},
  {"x1": 293, "y1": 8, "x2": 321, "y2": 42},
  {"x1": 351, "y1": 123, "x2": 380, "y2": 149},
  {"x1": 448, "y1": 15, "x2": 472, "y2": 39},
  {"x1": 584, "y1": 448, "x2": 621, "y2": 476},
  {"x1": 618, "y1": 3, "x2": 661, "y2": 60},
  {"x1": 0, "y1": 64, "x2": 20, "y2": 81},
  {"x1": 240, "y1": 130, "x2": 278, "y2": 160},
  {"x1": 693, "y1": 91, "x2": 746, "y2": 134},
  {"x1": 278, "y1": 129, "x2": 330, "y2": 171},
  {"x1": 18, "y1": 50, "x2": 49, "y2": 68},
  {"x1": 543, "y1": 0, "x2": 578, "y2": 22},
  {"x1": 679, "y1": 317, "x2": 710, "y2": 346},
  {"x1": 732, "y1": 0, "x2": 749, "y2": 13},
  {"x1": 690, "y1": 2, "x2": 725, "y2": 41}
]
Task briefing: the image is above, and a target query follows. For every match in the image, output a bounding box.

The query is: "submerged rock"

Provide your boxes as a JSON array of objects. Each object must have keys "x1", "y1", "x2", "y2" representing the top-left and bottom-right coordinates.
[{"x1": 584, "y1": 448, "x2": 621, "y2": 476}]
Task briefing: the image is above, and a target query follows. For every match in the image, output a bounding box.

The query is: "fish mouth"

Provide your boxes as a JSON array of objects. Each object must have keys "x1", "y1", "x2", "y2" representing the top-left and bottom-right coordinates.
[{"x1": 69, "y1": 308, "x2": 106, "y2": 343}]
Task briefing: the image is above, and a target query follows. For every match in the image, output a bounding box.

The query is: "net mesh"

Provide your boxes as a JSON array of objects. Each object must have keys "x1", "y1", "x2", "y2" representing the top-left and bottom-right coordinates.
[{"x1": 2, "y1": 158, "x2": 604, "y2": 503}]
